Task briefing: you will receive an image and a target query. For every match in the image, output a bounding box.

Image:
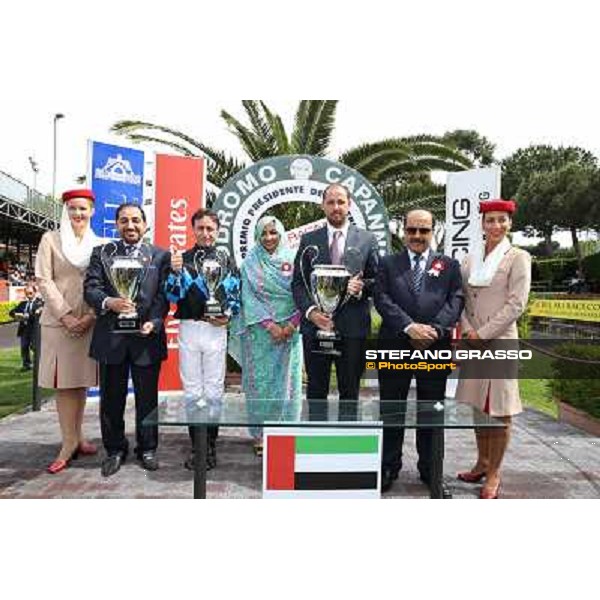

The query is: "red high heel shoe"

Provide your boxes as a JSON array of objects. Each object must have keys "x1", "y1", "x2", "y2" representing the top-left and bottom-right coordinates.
[
  {"x1": 457, "y1": 470, "x2": 486, "y2": 484},
  {"x1": 480, "y1": 479, "x2": 501, "y2": 499},
  {"x1": 78, "y1": 441, "x2": 98, "y2": 455},
  {"x1": 47, "y1": 448, "x2": 79, "y2": 474}
]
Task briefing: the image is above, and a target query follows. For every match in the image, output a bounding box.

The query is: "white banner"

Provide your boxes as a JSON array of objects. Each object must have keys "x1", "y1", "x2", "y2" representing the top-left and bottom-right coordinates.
[{"x1": 445, "y1": 167, "x2": 501, "y2": 262}]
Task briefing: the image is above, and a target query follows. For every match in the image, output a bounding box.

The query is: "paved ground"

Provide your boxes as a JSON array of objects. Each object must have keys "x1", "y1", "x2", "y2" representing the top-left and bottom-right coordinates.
[{"x1": 1, "y1": 386, "x2": 598, "y2": 499}]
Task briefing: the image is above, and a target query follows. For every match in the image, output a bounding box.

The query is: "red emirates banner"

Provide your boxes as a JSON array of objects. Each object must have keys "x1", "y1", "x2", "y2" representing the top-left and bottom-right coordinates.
[{"x1": 154, "y1": 154, "x2": 206, "y2": 393}]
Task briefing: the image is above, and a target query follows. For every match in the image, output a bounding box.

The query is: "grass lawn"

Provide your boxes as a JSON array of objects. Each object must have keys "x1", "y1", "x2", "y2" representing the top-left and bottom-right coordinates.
[
  {"x1": 519, "y1": 379, "x2": 558, "y2": 418},
  {"x1": 0, "y1": 348, "x2": 53, "y2": 418}
]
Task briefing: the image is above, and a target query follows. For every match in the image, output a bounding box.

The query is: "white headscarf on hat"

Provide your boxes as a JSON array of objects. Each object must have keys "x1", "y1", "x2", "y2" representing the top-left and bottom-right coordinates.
[{"x1": 59, "y1": 201, "x2": 101, "y2": 269}]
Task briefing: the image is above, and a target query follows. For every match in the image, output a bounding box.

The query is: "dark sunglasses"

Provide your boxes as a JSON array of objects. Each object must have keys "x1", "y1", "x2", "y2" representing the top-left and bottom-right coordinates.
[{"x1": 405, "y1": 227, "x2": 432, "y2": 235}]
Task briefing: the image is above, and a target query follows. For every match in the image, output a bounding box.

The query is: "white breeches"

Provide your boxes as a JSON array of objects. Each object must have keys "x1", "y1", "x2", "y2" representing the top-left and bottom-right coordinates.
[{"x1": 178, "y1": 320, "x2": 227, "y2": 406}]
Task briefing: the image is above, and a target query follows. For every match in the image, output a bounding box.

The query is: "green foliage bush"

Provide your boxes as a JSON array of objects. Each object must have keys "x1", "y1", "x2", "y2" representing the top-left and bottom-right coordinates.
[
  {"x1": 517, "y1": 292, "x2": 536, "y2": 338},
  {"x1": 549, "y1": 342, "x2": 600, "y2": 419},
  {"x1": 582, "y1": 252, "x2": 600, "y2": 281},
  {"x1": 533, "y1": 257, "x2": 578, "y2": 283},
  {"x1": 0, "y1": 301, "x2": 18, "y2": 324}
]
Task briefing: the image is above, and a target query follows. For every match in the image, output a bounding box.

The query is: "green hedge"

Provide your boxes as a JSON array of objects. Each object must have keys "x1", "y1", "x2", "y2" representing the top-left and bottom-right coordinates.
[
  {"x1": 549, "y1": 342, "x2": 600, "y2": 419},
  {"x1": 533, "y1": 258, "x2": 578, "y2": 283},
  {"x1": 517, "y1": 292, "x2": 536, "y2": 338},
  {"x1": 0, "y1": 301, "x2": 18, "y2": 324},
  {"x1": 582, "y1": 252, "x2": 600, "y2": 281}
]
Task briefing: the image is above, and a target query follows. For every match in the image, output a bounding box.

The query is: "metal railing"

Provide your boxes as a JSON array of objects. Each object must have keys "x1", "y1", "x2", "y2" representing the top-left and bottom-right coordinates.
[{"x1": 0, "y1": 169, "x2": 59, "y2": 220}]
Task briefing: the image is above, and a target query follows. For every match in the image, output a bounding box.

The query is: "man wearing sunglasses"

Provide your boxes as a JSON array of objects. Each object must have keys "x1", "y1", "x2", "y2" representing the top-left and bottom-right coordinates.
[{"x1": 374, "y1": 209, "x2": 464, "y2": 497}]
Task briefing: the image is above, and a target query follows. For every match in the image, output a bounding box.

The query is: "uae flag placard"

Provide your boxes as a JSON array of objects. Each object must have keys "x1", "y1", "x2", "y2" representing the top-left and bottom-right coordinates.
[{"x1": 263, "y1": 427, "x2": 382, "y2": 499}]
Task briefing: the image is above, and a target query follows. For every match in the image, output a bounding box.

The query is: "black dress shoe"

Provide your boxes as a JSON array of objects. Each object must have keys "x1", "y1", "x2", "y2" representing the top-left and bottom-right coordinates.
[
  {"x1": 138, "y1": 451, "x2": 159, "y2": 471},
  {"x1": 184, "y1": 452, "x2": 216, "y2": 471},
  {"x1": 441, "y1": 483, "x2": 452, "y2": 499},
  {"x1": 381, "y1": 468, "x2": 399, "y2": 493},
  {"x1": 101, "y1": 451, "x2": 127, "y2": 477},
  {"x1": 419, "y1": 473, "x2": 453, "y2": 499}
]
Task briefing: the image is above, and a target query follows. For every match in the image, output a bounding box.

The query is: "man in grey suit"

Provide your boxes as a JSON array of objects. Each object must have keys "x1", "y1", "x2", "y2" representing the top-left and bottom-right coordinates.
[{"x1": 292, "y1": 183, "x2": 379, "y2": 421}]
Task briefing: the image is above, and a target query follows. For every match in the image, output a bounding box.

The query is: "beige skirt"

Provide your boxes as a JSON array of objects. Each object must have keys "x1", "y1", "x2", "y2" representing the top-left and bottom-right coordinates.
[{"x1": 38, "y1": 325, "x2": 98, "y2": 389}]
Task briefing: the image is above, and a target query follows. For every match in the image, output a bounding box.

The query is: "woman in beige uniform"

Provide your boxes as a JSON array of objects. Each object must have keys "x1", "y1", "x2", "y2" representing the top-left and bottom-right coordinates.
[
  {"x1": 35, "y1": 189, "x2": 100, "y2": 473},
  {"x1": 455, "y1": 199, "x2": 531, "y2": 499}
]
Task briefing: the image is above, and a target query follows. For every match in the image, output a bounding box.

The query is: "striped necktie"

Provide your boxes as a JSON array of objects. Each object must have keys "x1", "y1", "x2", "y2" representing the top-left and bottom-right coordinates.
[{"x1": 412, "y1": 253, "x2": 424, "y2": 294}]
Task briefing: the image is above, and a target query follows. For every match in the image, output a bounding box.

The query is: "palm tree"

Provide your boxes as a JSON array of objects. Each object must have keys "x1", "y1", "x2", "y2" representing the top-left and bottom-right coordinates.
[{"x1": 111, "y1": 100, "x2": 472, "y2": 223}]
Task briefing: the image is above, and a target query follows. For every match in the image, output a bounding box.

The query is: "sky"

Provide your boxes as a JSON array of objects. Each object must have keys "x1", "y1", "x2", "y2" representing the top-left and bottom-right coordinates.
[{"x1": 2, "y1": 1, "x2": 599, "y2": 247}]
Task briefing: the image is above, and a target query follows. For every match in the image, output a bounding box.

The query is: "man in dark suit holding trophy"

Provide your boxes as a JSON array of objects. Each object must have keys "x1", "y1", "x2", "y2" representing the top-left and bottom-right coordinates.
[
  {"x1": 84, "y1": 203, "x2": 170, "y2": 477},
  {"x1": 292, "y1": 183, "x2": 379, "y2": 421}
]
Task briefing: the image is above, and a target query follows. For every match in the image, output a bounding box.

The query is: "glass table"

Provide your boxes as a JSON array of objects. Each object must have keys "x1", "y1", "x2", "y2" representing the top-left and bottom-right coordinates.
[{"x1": 143, "y1": 397, "x2": 504, "y2": 499}]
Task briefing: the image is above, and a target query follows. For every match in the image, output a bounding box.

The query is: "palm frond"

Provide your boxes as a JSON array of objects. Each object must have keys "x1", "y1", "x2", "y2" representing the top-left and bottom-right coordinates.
[
  {"x1": 291, "y1": 100, "x2": 337, "y2": 155},
  {"x1": 341, "y1": 138, "x2": 471, "y2": 170},
  {"x1": 241, "y1": 100, "x2": 278, "y2": 155},
  {"x1": 111, "y1": 121, "x2": 246, "y2": 188},
  {"x1": 307, "y1": 100, "x2": 337, "y2": 155},
  {"x1": 291, "y1": 101, "x2": 310, "y2": 152},
  {"x1": 380, "y1": 181, "x2": 446, "y2": 220},
  {"x1": 220, "y1": 109, "x2": 267, "y2": 161},
  {"x1": 112, "y1": 120, "x2": 225, "y2": 165},
  {"x1": 125, "y1": 134, "x2": 196, "y2": 156},
  {"x1": 260, "y1": 101, "x2": 291, "y2": 154}
]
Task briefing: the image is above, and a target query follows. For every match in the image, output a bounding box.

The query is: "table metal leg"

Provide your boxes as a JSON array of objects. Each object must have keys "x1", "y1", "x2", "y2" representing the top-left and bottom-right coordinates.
[
  {"x1": 193, "y1": 426, "x2": 208, "y2": 499},
  {"x1": 430, "y1": 428, "x2": 445, "y2": 499}
]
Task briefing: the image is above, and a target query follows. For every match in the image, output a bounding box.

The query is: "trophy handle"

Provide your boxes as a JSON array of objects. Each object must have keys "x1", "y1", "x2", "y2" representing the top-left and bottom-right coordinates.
[
  {"x1": 134, "y1": 243, "x2": 153, "y2": 298},
  {"x1": 192, "y1": 247, "x2": 206, "y2": 275},
  {"x1": 100, "y1": 241, "x2": 119, "y2": 295},
  {"x1": 100, "y1": 241, "x2": 118, "y2": 273},
  {"x1": 338, "y1": 246, "x2": 364, "y2": 310},
  {"x1": 344, "y1": 246, "x2": 364, "y2": 277},
  {"x1": 300, "y1": 245, "x2": 319, "y2": 300},
  {"x1": 215, "y1": 247, "x2": 230, "y2": 277}
]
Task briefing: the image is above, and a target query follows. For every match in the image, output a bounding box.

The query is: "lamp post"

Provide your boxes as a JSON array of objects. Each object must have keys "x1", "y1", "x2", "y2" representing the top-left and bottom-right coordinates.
[
  {"x1": 28, "y1": 156, "x2": 39, "y2": 192},
  {"x1": 52, "y1": 113, "x2": 65, "y2": 222}
]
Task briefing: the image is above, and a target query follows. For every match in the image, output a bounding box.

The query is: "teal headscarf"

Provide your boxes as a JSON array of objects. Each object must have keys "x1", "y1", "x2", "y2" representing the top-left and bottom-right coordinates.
[{"x1": 238, "y1": 216, "x2": 298, "y2": 329}]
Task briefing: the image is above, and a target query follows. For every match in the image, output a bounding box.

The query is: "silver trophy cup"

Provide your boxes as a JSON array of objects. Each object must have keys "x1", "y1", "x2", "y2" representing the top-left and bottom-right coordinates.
[
  {"x1": 301, "y1": 245, "x2": 356, "y2": 356},
  {"x1": 193, "y1": 248, "x2": 229, "y2": 317},
  {"x1": 101, "y1": 242, "x2": 150, "y2": 333}
]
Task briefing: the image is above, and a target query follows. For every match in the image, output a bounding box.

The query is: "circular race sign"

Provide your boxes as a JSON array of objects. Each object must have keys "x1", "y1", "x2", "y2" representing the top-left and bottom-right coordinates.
[{"x1": 212, "y1": 155, "x2": 390, "y2": 266}]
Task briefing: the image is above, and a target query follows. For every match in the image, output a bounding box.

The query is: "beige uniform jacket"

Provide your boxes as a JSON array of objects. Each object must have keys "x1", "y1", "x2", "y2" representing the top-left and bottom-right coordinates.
[
  {"x1": 35, "y1": 230, "x2": 95, "y2": 327},
  {"x1": 455, "y1": 247, "x2": 531, "y2": 416}
]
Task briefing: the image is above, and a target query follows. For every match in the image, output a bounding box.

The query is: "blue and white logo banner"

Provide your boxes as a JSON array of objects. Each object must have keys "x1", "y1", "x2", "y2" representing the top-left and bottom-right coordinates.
[{"x1": 88, "y1": 141, "x2": 145, "y2": 240}]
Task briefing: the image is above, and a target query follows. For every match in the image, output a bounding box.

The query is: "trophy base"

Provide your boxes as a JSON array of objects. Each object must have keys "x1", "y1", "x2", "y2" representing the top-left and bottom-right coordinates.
[
  {"x1": 313, "y1": 330, "x2": 343, "y2": 357},
  {"x1": 112, "y1": 313, "x2": 141, "y2": 333},
  {"x1": 204, "y1": 301, "x2": 224, "y2": 318}
]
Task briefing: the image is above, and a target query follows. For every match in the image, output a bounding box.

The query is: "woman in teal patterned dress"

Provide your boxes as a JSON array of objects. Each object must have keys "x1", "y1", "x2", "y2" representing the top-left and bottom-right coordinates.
[{"x1": 238, "y1": 216, "x2": 302, "y2": 455}]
